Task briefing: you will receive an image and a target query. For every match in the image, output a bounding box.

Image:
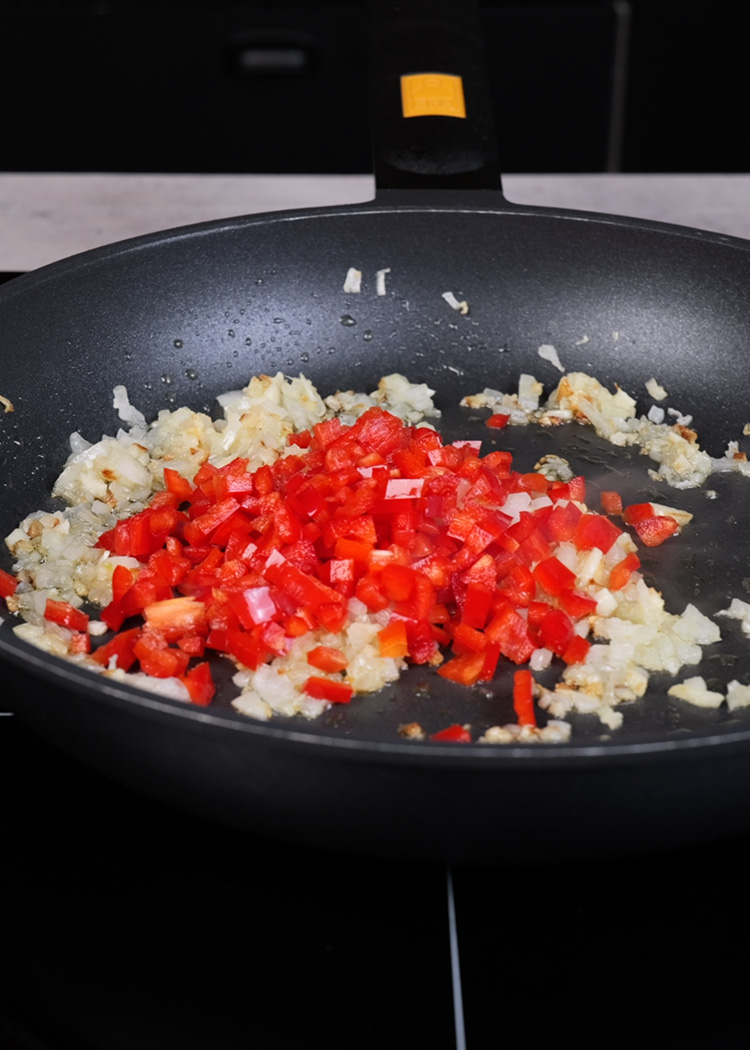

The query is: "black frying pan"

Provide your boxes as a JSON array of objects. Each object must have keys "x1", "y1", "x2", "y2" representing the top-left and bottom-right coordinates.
[{"x1": 2, "y1": 1, "x2": 750, "y2": 864}]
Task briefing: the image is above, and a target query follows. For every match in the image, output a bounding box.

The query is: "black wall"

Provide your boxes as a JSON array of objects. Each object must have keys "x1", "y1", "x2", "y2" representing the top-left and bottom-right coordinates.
[{"x1": 0, "y1": 0, "x2": 744, "y2": 174}]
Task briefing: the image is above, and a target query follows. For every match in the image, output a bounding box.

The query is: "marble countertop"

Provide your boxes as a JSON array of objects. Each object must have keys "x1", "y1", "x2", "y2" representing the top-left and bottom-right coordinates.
[{"x1": 1, "y1": 173, "x2": 749, "y2": 272}]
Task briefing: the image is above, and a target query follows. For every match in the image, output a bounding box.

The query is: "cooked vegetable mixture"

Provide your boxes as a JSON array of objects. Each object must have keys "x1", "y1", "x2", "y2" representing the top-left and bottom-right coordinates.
[{"x1": 2, "y1": 369, "x2": 746, "y2": 742}]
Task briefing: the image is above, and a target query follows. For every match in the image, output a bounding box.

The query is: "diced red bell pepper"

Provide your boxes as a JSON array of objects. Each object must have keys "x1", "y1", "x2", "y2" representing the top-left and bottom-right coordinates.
[
  {"x1": 478, "y1": 641, "x2": 500, "y2": 682},
  {"x1": 622, "y1": 502, "x2": 655, "y2": 525},
  {"x1": 181, "y1": 661, "x2": 216, "y2": 705},
  {"x1": 600, "y1": 490, "x2": 623, "y2": 515},
  {"x1": 378, "y1": 620, "x2": 409, "y2": 659},
  {"x1": 608, "y1": 551, "x2": 641, "y2": 590},
  {"x1": 562, "y1": 634, "x2": 591, "y2": 665},
  {"x1": 557, "y1": 589, "x2": 598, "y2": 619},
  {"x1": 532, "y1": 556, "x2": 576, "y2": 597},
  {"x1": 163, "y1": 467, "x2": 194, "y2": 501},
  {"x1": 437, "y1": 650, "x2": 486, "y2": 686},
  {"x1": 430, "y1": 724, "x2": 472, "y2": 742},
  {"x1": 91, "y1": 627, "x2": 141, "y2": 671},
  {"x1": 633, "y1": 515, "x2": 680, "y2": 547},
  {"x1": 451, "y1": 622, "x2": 487, "y2": 654},
  {"x1": 304, "y1": 676, "x2": 353, "y2": 703},
  {"x1": 485, "y1": 605, "x2": 534, "y2": 664},
  {"x1": 544, "y1": 500, "x2": 583, "y2": 543},
  {"x1": 69, "y1": 632, "x2": 91, "y2": 654},
  {"x1": 573, "y1": 512, "x2": 622, "y2": 554},
  {"x1": 44, "y1": 599, "x2": 89, "y2": 633},
  {"x1": 537, "y1": 607, "x2": 575, "y2": 657},
  {"x1": 513, "y1": 669, "x2": 536, "y2": 727},
  {"x1": 307, "y1": 645, "x2": 348, "y2": 672},
  {"x1": 381, "y1": 563, "x2": 418, "y2": 602},
  {"x1": 142, "y1": 595, "x2": 208, "y2": 640},
  {"x1": 0, "y1": 567, "x2": 18, "y2": 599}
]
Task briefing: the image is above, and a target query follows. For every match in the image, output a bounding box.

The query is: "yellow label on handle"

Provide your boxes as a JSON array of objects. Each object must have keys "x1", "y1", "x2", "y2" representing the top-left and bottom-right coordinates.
[{"x1": 400, "y1": 73, "x2": 466, "y2": 118}]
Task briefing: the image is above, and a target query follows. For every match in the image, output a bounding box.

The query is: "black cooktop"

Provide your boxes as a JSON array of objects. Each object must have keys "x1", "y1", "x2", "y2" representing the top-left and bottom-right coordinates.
[{"x1": 3, "y1": 714, "x2": 750, "y2": 1050}]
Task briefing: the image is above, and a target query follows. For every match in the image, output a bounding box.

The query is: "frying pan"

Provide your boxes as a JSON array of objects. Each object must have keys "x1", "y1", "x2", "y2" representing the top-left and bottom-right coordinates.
[{"x1": 2, "y1": 0, "x2": 750, "y2": 864}]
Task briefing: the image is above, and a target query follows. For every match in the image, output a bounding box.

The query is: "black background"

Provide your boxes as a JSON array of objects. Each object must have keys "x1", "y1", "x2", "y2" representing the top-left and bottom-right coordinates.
[{"x1": 0, "y1": 0, "x2": 746, "y2": 177}]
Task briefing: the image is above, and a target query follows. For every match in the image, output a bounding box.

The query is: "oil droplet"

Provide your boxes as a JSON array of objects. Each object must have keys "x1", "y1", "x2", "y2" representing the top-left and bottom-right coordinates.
[
  {"x1": 255, "y1": 278, "x2": 264, "y2": 285},
  {"x1": 273, "y1": 318, "x2": 284, "y2": 324},
  {"x1": 363, "y1": 330, "x2": 373, "y2": 342},
  {"x1": 173, "y1": 339, "x2": 183, "y2": 349},
  {"x1": 228, "y1": 330, "x2": 235, "y2": 338},
  {"x1": 327, "y1": 347, "x2": 336, "y2": 355},
  {"x1": 244, "y1": 338, "x2": 252, "y2": 346},
  {"x1": 124, "y1": 351, "x2": 133, "y2": 361},
  {"x1": 161, "y1": 373, "x2": 174, "y2": 385},
  {"x1": 233, "y1": 350, "x2": 239, "y2": 358},
  {"x1": 144, "y1": 382, "x2": 153, "y2": 390},
  {"x1": 340, "y1": 314, "x2": 356, "y2": 327},
  {"x1": 300, "y1": 352, "x2": 310, "y2": 363},
  {"x1": 185, "y1": 368, "x2": 199, "y2": 380}
]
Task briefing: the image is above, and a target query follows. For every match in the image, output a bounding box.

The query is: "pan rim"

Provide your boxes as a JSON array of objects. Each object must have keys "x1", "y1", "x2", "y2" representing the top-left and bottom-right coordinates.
[
  {"x1": 1, "y1": 192, "x2": 750, "y2": 309},
  {"x1": 4, "y1": 629, "x2": 750, "y2": 766}
]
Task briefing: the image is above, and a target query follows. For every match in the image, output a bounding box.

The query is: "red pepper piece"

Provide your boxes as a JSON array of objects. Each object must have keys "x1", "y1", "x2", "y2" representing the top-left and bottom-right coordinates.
[
  {"x1": 513, "y1": 669, "x2": 537, "y2": 727},
  {"x1": 69, "y1": 632, "x2": 91, "y2": 655},
  {"x1": 600, "y1": 490, "x2": 623, "y2": 516},
  {"x1": 451, "y1": 622, "x2": 487, "y2": 654},
  {"x1": 44, "y1": 599, "x2": 89, "y2": 633},
  {"x1": 633, "y1": 515, "x2": 680, "y2": 547},
  {"x1": 485, "y1": 413, "x2": 510, "y2": 429},
  {"x1": 351, "y1": 407, "x2": 406, "y2": 457},
  {"x1": 91, "y1": 627, "x2": 141, "y2": 671},
  {"x1": 381, "y1": 563, "x2": 418, "y2": 602},
  {"x1": 608, "y1": 551, "x2": 641, "y2": 590},
  {"x1": 622, "y1": 502, "x2": 655, "y2": 525},
  {"x1": 354, "y1": 574, "x2": 390, "y2": 612},
  {"x1": 163, "y1": 467, "x2": 194, "y2": 501},
  {"x1": 430, "y1": 724, "x2": 472, "y2": 742},
  {"x1": 181, "y1": 661, "x2": 216, "y2": 706},
  {"x1": 562, "y1": 635, "x2": 591, "y2": 665},
  {"x1": 485, "y1": 604, "x2": 535, "y2": 664},
  {"x1": 142, "y1": 596, "x2": 208, "y2": 641},
  {"x1": 557, "y1": 589, "x2": 598, "y2": 619},
  {"x1": 437, "y1": 651, "x2": 486, "y2": 686},
  {"x1": 377, "y1": 620, "x2": 409, "y2": 659},
  {"x1": 532, "y1": 556, "x2": 576, "y2": 597},
  {"x1": 0, "y1": 567, "x2": 18, "y2": 599},
  {"x1": 544, "y1": 500, "x2": 583, "y2": 543},
  {"x1": 573, "y1": 512, "x2": 622, "y2": 554},
  {"x1": 304, "y1": 676, "x2": 353, "y2": 703},
  {"x1": 478, "y1": 641, "x2": 500, "y2": 682},
  {"x1": 537, "y1": 607, "x2": 575, "y2": 657},
  {"x1": 307, "y1": 646, "x2": 348, "y2": 672}
]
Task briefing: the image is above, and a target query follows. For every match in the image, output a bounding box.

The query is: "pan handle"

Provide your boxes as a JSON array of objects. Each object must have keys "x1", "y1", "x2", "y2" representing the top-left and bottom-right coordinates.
[{"x1": 368, "y1": 0, "x2": 503, "y2": 196}]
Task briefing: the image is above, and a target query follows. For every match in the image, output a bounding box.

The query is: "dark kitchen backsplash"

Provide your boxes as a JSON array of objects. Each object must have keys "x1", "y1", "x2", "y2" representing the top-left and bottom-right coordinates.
[{"x1": 0, "y1": 0, "x2": 743, "y2": 175}]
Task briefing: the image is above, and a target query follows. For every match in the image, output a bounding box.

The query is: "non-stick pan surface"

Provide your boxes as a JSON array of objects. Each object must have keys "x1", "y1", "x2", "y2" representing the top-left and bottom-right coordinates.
[{"x1": 2, "y1": 4, "x2": 750, "y2": 862}]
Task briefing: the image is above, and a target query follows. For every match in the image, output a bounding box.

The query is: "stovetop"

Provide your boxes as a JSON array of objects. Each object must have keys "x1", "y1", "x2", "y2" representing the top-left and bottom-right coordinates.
[
  {"x1": 4, "y1": 714, "x2": 750, "y2": 1050},
  {"x1": 1, "y1": 265, "x2": 749, "y2": 1049}
]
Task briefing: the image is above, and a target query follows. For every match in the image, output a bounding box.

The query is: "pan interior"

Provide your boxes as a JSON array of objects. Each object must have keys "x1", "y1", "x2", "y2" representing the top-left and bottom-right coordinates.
[{"x1": 2, "y1": 202, "x2": 750, "y2": 751}]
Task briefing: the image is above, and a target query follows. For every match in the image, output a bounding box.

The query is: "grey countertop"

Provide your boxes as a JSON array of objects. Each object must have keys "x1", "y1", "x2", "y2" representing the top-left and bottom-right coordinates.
[{"x1": 1, "y1": 173, "x2": 749, "y2": 272}]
